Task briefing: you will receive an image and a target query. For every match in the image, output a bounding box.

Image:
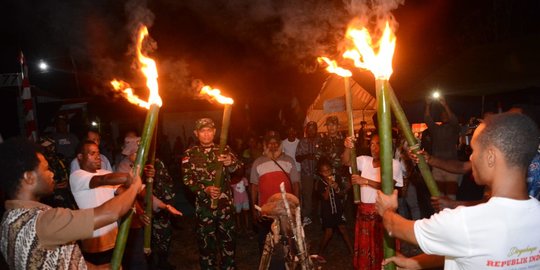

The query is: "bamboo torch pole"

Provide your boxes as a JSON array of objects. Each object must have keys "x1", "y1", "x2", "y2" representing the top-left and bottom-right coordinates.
[
  {"x1": 143, "y1": 123, "x2": 158, "y2": 255},
  {"x1": 211, "y1": 104, "x2": 232, "y2": 209},
  {"x1": 344, "y1": 77, "x2": 361, "y2": 204},
  {"x1": 387, "y1": 85, "x2": 440, "y2": 196},
  {"x1": 376, "y1": 79, "x2": 396, "y2": 270},
  {"x1": 111, "y1": 104, "x2": 159, "y2": 269}
]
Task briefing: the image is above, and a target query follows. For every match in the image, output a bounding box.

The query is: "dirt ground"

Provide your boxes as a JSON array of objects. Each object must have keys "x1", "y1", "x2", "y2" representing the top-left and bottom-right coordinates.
[
  {"x1": 0, "y1": 202, "x2": 424, "y2": 270},
  {"x1": 168, "y1": 215, "x2": 356, "y2": 270}
]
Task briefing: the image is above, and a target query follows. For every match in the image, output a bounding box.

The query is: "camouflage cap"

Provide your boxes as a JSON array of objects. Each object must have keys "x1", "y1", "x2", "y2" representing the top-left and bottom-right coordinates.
[
  {"x1": 195, "y1": 118, "x2": 215, "y2": 130},
  {"x1": 325, "y1": 116, "x2": 339, "y2": 126}
]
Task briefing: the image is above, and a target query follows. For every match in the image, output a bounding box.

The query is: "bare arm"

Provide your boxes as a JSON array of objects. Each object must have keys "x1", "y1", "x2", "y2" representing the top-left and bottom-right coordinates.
[
  {"x1": 410, "y1": 149, "x2": 472, "y2": 174},
  {"x1": 92, "y1": 174, "x2": 142, "y2": 230},
  {"x1": 424, "y1": 98, "x2": 435, "y2": 129},
  {"x1": 342, "y1": 147, "x2": 352, "y2": 166},
  {"x1": 428, "y1": 155, "x2": 471, "y2": 174},
  {"x1": 439, "y1": 96, "x2": 457, "y2": 123},
  {"x1": 382, "y1": 210, "x2": 418, "y2": 246},
  {"x1": 89, "y1": 172, "x2": 131, "y2": 189},
  {"x1": 341, "y1": 136, "x2": 354, "y2": 166},
  {"x1": 382, "y1": 253, "x2": 445, "y2": 269},
  {"x1": 376, "y1": 190, "x2": 418, "y2": 245}
]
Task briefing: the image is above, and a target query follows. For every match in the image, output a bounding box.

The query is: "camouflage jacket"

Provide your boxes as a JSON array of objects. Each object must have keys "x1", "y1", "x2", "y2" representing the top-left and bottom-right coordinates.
[
  {"x1": 315, "y1": 134, "x2": 345, "y2": 170},
  {"x1": 181, "y1": 144, "x2": 242, "y2": 208},
  {"x1": 153, "y1": 159, "x2": 175, "y2": 205}
]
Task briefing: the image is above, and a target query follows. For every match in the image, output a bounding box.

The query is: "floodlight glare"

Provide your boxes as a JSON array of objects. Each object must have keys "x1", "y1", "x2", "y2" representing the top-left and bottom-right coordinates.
[{"x1": 38, "y1": 60, "x2": 48, "y2": 71}]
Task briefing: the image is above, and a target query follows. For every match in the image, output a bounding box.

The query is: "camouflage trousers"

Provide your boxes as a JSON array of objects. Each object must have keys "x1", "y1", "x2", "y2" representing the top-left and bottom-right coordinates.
[
  {"x1": 196, "y1": 205, "x2": 236, "y2": 270},
  {"x1": 151, "y1": 211, "x2": 172, "y2": 254}
]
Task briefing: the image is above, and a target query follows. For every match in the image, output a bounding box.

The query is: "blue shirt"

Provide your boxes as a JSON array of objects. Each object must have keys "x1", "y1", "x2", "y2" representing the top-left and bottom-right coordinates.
[{"x1": 527, "y1": 151, "x2": 540, "y2": 200}]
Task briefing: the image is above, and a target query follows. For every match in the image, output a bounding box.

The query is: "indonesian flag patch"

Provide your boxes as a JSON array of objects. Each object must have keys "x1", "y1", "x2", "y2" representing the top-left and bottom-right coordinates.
[{"x1": 182, "y1": 156, "x2": 190, "y2": 163}]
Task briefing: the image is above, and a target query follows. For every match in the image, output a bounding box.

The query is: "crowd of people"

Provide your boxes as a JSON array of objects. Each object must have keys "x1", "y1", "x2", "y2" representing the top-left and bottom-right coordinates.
[{"x1": 0, "y1": 94, "x2": 539, "y2": 270}]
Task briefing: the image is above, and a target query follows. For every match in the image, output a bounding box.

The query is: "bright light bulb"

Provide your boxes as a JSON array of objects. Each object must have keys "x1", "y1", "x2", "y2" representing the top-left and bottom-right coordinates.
[
  {"x1": 38, "y1": 60, "x2": 48, "y2": 71},
  {"x1": 91, "y1": 121, "x2": 98, "y2": 127},
  {"x1": 432, "y1": 91, "x2": 440, "y2": 99}
]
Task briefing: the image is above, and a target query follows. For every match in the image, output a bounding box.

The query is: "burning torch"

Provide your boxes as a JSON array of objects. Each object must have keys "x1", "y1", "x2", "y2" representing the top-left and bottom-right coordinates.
[
  {"x1": 109, "y1": 24, "x2": 162, "y2": 269},
  {"x1": 317, "y1": 57, "x2": 361, "y2": 204},
  {"x1": 197, "y1": 84, "x2": 234, "y2": 209},
  {"x1": 343, "y1": 20, "x2": 440, "y2": 269}
]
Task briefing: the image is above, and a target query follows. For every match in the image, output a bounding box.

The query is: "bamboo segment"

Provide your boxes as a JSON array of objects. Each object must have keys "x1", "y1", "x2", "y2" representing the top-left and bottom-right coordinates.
[
  {"x1": 376, "y1": 79, "x2": 396, "y2": 270},
  {"x1": 143, "y1": 124, "x2": 158, "y2": 255},
  {"x1": 211, "y1": 104, "x2": 232, "y2": 209},
  {"x1": 344, "y1": 77, "x2": 361, "y2": 204},
  {"x1": 111, "y1": 104, "x2": 159, "y2": 269},
  {"x1": 387, "y1": 85, "x2": 440, "y2": 196}
]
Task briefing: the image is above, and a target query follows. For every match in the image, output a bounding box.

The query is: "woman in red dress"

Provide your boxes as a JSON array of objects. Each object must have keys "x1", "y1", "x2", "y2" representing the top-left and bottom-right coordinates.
[{"x1": 343, "y1": 134, "x2": 403, "y2": 269}]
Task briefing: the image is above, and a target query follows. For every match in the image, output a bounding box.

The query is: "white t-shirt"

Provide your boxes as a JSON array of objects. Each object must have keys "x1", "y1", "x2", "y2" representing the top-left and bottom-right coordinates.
[
  {"x1": 282, "y1": 138, "x2": 301, "y2": 172},
  {"x1": 355, "y1": 155, "x2": 403, "y2": 204},
  {"x1": 415, "y1": 197, "x2": 540, "y2": 270},
  {"x1": 70, "y1": 155, "x2": 112, "y2": 173},
  {"x1": 70, "y1": 169, "x2": 117, "y2": 237}
]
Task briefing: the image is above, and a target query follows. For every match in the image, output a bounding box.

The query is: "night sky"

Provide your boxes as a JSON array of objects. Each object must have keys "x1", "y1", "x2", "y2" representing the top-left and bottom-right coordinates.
[{"x1": 1, "y1": 0, "x2": 539, "y2": 135}]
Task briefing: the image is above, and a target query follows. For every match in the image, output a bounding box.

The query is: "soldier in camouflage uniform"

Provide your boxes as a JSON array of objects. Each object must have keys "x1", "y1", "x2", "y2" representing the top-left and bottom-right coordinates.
[
  {"x1": 316, "y1": 116, "x2": 347, "y2": 183},
  {"x1": 151, "y1": 158, "x2": 176, "y2": 269},
  {"x1": 182, "y1": 118, "x2": 243, "y2": 270}
]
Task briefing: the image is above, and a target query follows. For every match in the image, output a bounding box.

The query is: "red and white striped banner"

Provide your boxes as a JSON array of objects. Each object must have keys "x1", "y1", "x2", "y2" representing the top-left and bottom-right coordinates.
[{"x1": 19, "y1": 51, "x2": 37, "y2": 142}]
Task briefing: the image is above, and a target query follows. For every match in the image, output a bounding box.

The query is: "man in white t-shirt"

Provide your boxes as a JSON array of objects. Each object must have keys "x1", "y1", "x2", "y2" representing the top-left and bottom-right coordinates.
[
  {"x1": 70, "y1": 140, "x2": 133, "y2": 267},
  {"x1": 376, "y1": 112, "x2": 540, "y2": 270},
  {"x1": 282, "y1": 126, "x2": 301, "y2": 173},
  {"x1": 70, "y1": 130, "x2": 112, "y2": 172}
]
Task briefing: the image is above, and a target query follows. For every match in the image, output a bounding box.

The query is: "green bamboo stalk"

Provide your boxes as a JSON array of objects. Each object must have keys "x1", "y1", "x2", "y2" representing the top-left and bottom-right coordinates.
[
  {"x1": 111, "y1": 209, "x2": 134, "y2": 270},
  {"x1": 344, "y1": 77, "x2": 361, "y2": 203},
  {"x1": 111, "y1": 104, "x2": 160, "y2": 270},
  {"x1": 143, "y1": 121, "x2": 158, "y2": 255},
  {"x1": 387, "y1": 85, "x2": 440, "y2": 196},
  {"x1": 376, "y1": 79, "x2": 396, "y2": 270},
  {"x1": 211, "y1": 104, "x2": 232, "y2": 209}
]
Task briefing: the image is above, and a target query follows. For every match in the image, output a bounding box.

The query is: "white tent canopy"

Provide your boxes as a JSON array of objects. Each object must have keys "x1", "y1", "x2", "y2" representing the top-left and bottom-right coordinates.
[{"x1": 305, "y1": 75, "x2": 377, "y2": 132}]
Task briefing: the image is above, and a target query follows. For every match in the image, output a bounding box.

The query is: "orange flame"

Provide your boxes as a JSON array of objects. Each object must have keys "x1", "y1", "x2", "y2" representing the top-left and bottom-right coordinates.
[
  {"x1": 199, "y1": 85, "x2": 234, "y2": 105},
  {"x1": 343, "y1": 21, "x2": 396, "y2": 80},
  {"x1": 317, "y1": 57, "x2": 352, "y2": 77},
  {"x1": 110, "y1": 25, "x2": 162, "y2": 109},
  {"x1": 111, "y1": 79, "x2": 150, "y2": 108}
]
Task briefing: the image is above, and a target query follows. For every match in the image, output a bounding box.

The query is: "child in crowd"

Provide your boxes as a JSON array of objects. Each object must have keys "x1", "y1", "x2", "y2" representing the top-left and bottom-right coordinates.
[
  {"x1": 231, "y1": 171, "x2": 251, "y2": 236},
  {"x1": 313, "y1": 159, "x2": 353, "y2": 263}
]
